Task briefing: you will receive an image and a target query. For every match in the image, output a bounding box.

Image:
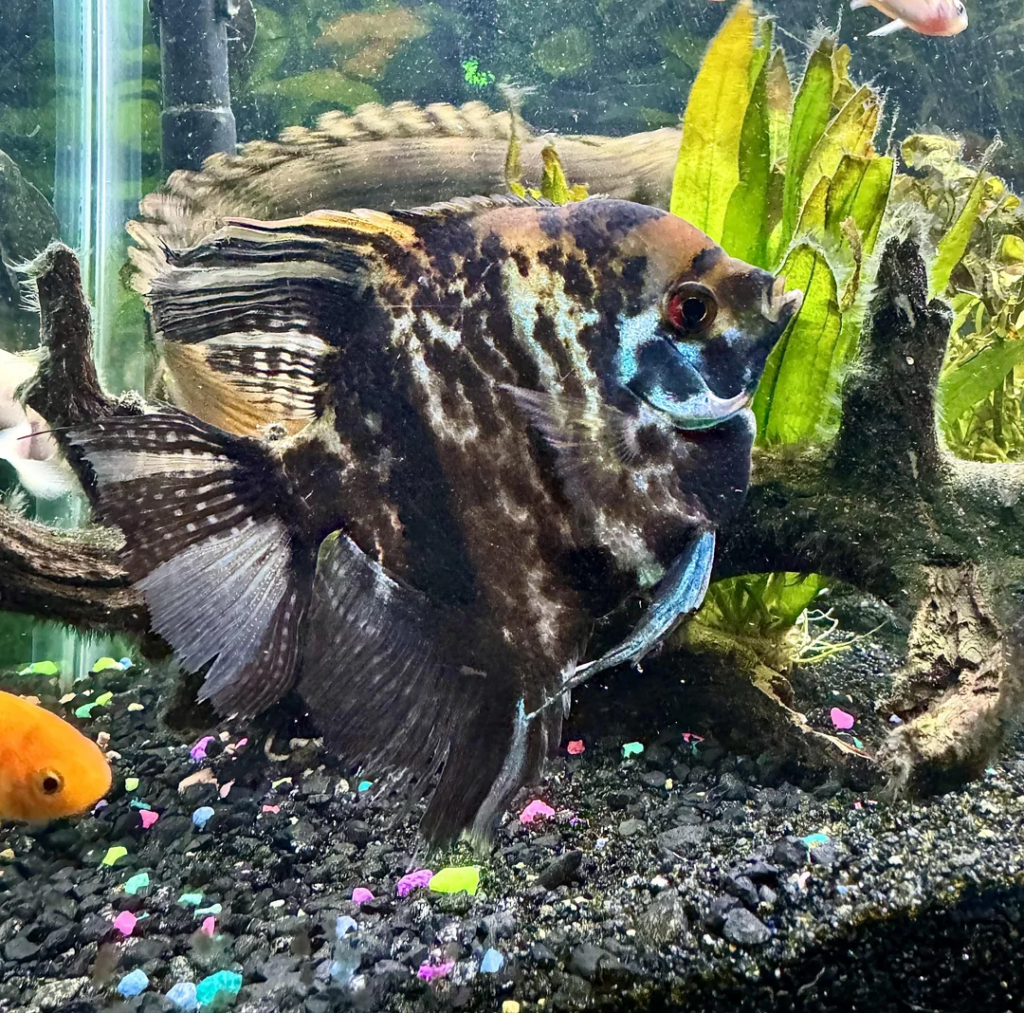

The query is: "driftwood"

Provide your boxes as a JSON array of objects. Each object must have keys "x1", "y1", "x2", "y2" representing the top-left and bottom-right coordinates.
[{"x1": 2, "y1": 237, "x2": 1023, "y2": 795}]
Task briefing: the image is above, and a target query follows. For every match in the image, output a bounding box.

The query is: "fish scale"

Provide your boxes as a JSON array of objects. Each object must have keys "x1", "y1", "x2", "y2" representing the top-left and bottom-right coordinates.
[{"x1": 65, "y1": 194, "x2": 801, "y2": 845}]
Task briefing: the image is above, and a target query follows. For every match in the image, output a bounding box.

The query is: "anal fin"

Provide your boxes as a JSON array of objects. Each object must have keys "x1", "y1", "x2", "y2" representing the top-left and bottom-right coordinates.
[{"x1": 299, "y1": 532, "x2": 556, "y2": 846}]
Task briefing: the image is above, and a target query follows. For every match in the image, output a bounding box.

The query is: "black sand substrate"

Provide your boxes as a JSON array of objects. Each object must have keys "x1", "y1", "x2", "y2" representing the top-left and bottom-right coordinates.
[{"x1": 3, "y1": 624, "x2": 1024, "y2": 1013}]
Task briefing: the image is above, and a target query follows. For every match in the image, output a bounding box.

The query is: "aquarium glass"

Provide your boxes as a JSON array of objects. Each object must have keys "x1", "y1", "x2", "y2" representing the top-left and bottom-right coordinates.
[{"x1": 2, "y1": 0, "x2": 1024, "y2": 1009}]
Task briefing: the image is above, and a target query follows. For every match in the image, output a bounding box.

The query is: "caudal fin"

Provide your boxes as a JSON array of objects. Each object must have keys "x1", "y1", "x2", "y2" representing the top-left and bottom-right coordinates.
[{"x1": 66, "y1": 410, "x2": 313, "y2": 713}]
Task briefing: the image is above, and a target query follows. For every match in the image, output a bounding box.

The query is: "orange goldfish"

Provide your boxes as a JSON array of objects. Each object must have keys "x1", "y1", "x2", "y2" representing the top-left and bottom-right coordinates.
[
  {"x1": 850, "y1": 0, "x2": 968, "y2": 36},
  {"x1": 0, "y1": 691, "x2": 112, "y2": 822}
]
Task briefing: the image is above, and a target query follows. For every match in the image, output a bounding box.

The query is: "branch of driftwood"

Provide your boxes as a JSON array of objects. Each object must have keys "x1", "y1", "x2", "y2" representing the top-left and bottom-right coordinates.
[{"x1": 2, "y1": 238, "x2": 1023, "y2": 794}]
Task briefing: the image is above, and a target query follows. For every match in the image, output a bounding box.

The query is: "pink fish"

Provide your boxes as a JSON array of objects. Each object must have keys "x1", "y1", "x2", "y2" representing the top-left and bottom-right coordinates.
[
  {"x1": 0, "y1": 349, "x2": 76, "y2": 500},
  {"x1": 850, "y1": 0, "x2": 967, "y2": 36}
]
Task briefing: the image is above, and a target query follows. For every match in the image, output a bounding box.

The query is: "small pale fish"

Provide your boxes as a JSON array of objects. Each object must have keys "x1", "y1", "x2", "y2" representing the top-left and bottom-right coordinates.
[
  {"x1": 850, "y1": 0, "x2": 967, "y2": 36},
  {"x1": 0, "y1": 348, "x2": 77, "y2": 500},
  {"x1": 0, "y1": 690, "x2": 112, "y2": 822},
  {"x1": 65, "y1": 195, "x2": 801, "y2": 845}
]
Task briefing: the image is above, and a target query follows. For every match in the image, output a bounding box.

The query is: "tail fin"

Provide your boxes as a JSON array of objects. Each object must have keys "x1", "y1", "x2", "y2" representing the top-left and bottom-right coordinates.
[{"x1": 66, "y1": 410, "x2": 313, "y2": 714}]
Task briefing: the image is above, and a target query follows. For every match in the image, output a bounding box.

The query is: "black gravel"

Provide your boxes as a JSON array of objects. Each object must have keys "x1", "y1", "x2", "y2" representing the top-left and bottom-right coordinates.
[{"x1": 3, "y1": 616, "x2": 1024, "y2": 1013}]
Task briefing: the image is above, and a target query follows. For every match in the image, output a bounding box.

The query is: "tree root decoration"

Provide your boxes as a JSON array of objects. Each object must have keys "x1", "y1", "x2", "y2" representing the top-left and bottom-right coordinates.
[
  {"x1": 3, "y1": 238, "x2": 1024, "y2": 802},
  {"x1": 717, "y1": 237, "x2": 1024, "y2": 793},
  {"x1": 0, "y1": 243, "x2": 146, "y2": 635}
]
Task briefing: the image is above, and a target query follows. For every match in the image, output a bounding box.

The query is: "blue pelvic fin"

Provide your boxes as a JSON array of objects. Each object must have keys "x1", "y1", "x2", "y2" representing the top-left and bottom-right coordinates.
[{"x1": 528, "y1": 529, "x2": 716, "y2": 718}]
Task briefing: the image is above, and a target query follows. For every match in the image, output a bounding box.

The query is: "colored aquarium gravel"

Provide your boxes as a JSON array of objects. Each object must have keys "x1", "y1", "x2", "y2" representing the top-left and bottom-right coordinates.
[
  {"x1": 116, "y1": 969, "x2": 150, "y2": 997},
  {"x1": 100, "y1": 845, "x2": 127, "y2": 867},
  {"x1": 124, "y1": 871, "x2": 150, "y2": 895},
  {"x1": 195, "y1": 970, "x2": 242, "y2": 1007},
  {"x1": 429, "y1": 866, "x2": 480, "y2": 896},
  {"x1": 167, "y1": 981, "x2": 199, "y2": 1010}
]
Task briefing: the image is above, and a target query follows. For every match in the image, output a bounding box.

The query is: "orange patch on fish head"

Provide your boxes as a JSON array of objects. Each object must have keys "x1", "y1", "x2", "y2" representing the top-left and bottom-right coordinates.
[{"x1": 628, "y1": 213, "x2": 803, "y2": 362}]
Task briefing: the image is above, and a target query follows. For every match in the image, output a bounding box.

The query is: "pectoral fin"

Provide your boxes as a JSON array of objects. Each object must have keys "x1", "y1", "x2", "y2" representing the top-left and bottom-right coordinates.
[{"x1": 530, "y1": 529, "x2": 716, "y2": 717}]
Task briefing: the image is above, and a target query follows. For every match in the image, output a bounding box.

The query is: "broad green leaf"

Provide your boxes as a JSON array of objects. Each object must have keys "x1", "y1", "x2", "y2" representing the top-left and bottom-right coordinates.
[
  {"x1": 824, "y1": 155, "x2": 893, "y2": 256},
  {"x1": 799, "y1": 86, "x2": 880, "y2": 208},
  {"x1": 699, "y1": 572, "x2": 828, "y2": 635},
  {"x1": 766, "y1": 48, "x2": 792, "y2": 170},
  {"x1": 721, "y1": 23, "x2": 773, "y2": 266},
  {"x1": 939, "y1": 340, "x2": 1024, "y2": 425},
  {"x1": 670, "y1": 0, "x2": 759, "y2": 241},
  {"x1": 795, "y1": 175, "x2": 829, "y2": 241},
  {"x1": 930, "y1": 167, "x2": 986, "y2": 297},
  {"x1": 779, "y1": 39, "x2": 834, "y2": 258},
  {"x1": 753, "y1": 245, "x2": 842, "y2": 444},
  {"x1": 831, "y1": 43, "x2": 856, "y2": 109}
]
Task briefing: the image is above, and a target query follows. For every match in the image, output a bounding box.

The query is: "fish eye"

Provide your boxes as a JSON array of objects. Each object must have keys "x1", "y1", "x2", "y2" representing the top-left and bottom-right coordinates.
[
  {"x1": 665, "y1": 283, "x2": 718, "y2": 336},
  {"x1": 39, "y1": 770, "x2": 64, "y2": 796}
]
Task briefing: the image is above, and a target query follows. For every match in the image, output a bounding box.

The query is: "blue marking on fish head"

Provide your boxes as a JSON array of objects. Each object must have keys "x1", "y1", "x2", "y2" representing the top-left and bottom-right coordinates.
[{"x1": 611, "y1": 261, "x2": 803, "y2": 431}]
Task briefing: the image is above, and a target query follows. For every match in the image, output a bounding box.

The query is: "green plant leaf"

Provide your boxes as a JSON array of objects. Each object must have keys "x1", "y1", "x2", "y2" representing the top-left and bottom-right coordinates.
[
  {"x1": 930, "y1": 167, "x2": 986, "y2": 298},
  {"x1": 939, "y1": 340, "x2": 1024, "y2": 426},
  {"x1": 766, "y1": 47, "x2": 792, "y2": 170},
  {"x1": 778, "y1": 38, "x2": 834, "y2": 261},
  {"x1": 699, "y1": 571, "x2": 828, "y2": 635},
  {"x1": 799, "y1": 86, "x2": 880, "y2": 209},
  {"x1": 753, "y1": 244, "x2": 841, "y2": 444},
  {"x1": 721, "y1": 22, "x2": 773, "y2": 266},
  {"x1": 795, "y1": 175, "x2": 829, "y2": 242},
  {"x1": 670, "y1": 0, "x2": 759, "y2": 242},
  {"x1": 824, "y1": 154, "x2": 893, "y2": 256}
]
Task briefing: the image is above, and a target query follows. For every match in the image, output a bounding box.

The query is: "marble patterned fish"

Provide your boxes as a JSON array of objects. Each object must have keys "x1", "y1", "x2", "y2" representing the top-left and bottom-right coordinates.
[{"x1": 63, "y1": 195, "x2": 802, "y2": 845}]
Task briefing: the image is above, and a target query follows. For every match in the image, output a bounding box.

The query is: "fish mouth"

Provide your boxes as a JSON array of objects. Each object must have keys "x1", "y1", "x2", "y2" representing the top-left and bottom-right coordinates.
[{"x1": 763, "y1": 275, "x2": 804, "y2": 326}]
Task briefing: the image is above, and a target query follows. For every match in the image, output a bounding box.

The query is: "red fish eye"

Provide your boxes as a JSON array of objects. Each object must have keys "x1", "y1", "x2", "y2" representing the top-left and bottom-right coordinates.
[{"x1": 666, "y1": 284, "x2": 717, "y2": 335}]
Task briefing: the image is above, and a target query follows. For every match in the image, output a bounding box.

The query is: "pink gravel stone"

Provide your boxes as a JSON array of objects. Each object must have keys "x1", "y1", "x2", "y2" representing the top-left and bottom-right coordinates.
[
  {"x1": 112, "y1": 911, "x2": 137, "y2": 936},
  {"x1": 567, "y1": 740, "x2": 585, "y2": 755},
  {"x1": 352, "y1": 887, "x2": 374, "y2": 904},
  {"x1": 139, "y1": 810, "x2": 159, "y2": 829},
  {"x1": 417, "y1": 960, "x2": 454, "y2": 981},
  {"x1": 830, "y1": 707, "x2": 855, "y2": 730},
  {"x1": 519, "y1": 800, "x2": 555, "y2": 824},
  {"x1": 396, "y1": 869, "x2": 433, "y2": 897}
]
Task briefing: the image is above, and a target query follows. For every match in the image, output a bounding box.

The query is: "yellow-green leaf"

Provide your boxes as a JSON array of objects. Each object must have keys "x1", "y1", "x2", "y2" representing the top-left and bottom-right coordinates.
[
  {"x1": 824, "y1": 155, "x2": 893, "y2": 256},
  {"x1": 670, "y1": 0, "x2": 759, "y2": 241},
  {"x1": 753, "y1": 245, "x2": 841, "y2": 444},
  {"x1": 721, "y1": 23, "x2": 774, "y2": 267},
  {"x1": 799, "y1": 86, "x2": 880, "y2": 208},
  {"x1": 795, "y1": 175, "x2": 829, "y2": 242},
  {"x1": 779, "y1": 38, "x2": 834, "y2": 257},
  {"x1": 930, "y1": 167, "x2": 986, "y2": 298},
  {"x1": 831, "y1": 43, "x2": 856, "y2": 109},
  {"x1": 766, "y1": 48, "x2": 792, "y2": 170},
  {"x1": 939, "y1": 340, "x2": 1024, "y2": 426}
]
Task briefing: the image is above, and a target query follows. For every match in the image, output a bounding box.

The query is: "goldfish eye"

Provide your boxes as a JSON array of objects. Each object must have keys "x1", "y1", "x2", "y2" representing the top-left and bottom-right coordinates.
[
  {"x1": 665, "y1": 283, "x2": 717, "y2": 336},
  {"x1": 40, "y1": 770, "x2": 64, "y2": 796}
]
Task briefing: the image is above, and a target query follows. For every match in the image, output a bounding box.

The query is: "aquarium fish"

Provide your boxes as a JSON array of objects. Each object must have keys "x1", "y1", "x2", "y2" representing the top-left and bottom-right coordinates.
[
  {"x1": 65, "y1": 195, "x2": 800, "y2": 845},
  {"x1": 850, "y1": 0, "x2": 967, "y2": 36},
  {"x1": 0, "y1": 690, "x2": 112, "y2": 822},
  {"x1": 0, "y1": 348, "x2": 77, "y2": 500}
]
